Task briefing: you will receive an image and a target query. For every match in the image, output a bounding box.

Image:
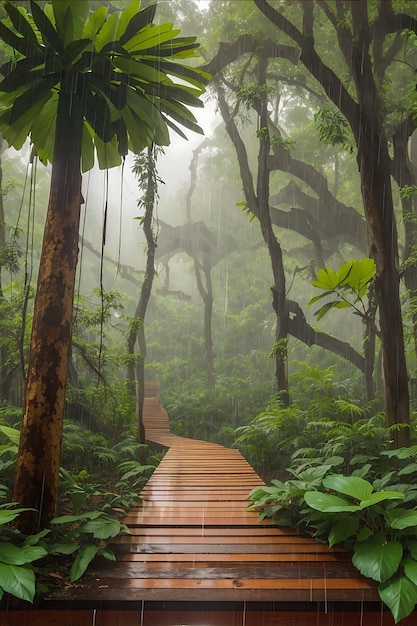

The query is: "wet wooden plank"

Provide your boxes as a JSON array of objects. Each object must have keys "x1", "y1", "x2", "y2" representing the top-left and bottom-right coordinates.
[
  {"x1": 1, "y1": 609, "x2": 414, "y2": 626},
  {"x1": 52, "y1": 384, "x2": 385, "y2": 609},
  {"x1": 124, "y1": 527, "x2": 300, "y2": 536},
  {"x1": 117, "y1": 552, "x2": 350, "y2": 563},
  {"x1": 73, "y1": 564, "x2": 370, "y2": 581},
  {"x1": 57, "y1": 587, "x2": 382, "y2": 603},
  {"x1": 117, "y1": 552, "x2": 350, "y2": 567},
  {"x1": 113, "y1": 542, "x2": 345, "y2": 554}
]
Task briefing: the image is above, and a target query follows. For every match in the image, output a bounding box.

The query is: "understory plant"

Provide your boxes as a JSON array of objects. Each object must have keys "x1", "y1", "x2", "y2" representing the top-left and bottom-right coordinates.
[
  {"x1": 0, "y1": 420, "x2": 157, "y2": 603},
  {"x1": 234, "y1": 363, "x2": 388, "y2": 479},
  {"x1": 0, "y1": 506, "x2": 48, "y2": 602},
  {"x1": 249, "y1": 449, "x2": 417, "y2": 623}
]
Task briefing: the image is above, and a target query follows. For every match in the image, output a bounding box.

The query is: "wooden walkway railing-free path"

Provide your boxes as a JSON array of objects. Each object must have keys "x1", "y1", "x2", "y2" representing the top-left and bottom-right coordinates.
[{"x1": 1, "y1": 382, "x2": 414, "y2": 625}]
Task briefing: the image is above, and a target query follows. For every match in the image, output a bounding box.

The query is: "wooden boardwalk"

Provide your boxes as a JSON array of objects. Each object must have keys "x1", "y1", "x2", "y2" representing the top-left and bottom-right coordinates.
[{"x1": 1, "y1": 382, "x2": 415, "y2": 624}]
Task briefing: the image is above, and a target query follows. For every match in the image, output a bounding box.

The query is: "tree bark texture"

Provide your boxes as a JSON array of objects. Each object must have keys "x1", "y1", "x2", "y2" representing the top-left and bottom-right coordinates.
[
  {"x1": 12, "y1": 88, "x2": 83, "y2": 531},
  {"x1": 254, "y1": 0, "x2": 410, "y2": 446},
  {"x1": 127, "y1": 148, "x2": 158, "y2": 446}
]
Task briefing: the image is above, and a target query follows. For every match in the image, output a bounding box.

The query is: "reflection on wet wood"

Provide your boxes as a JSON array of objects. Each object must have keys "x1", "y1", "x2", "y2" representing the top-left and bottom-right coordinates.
[{"x1": 60, "y1": 382, "x2": 382, "y2": 608}]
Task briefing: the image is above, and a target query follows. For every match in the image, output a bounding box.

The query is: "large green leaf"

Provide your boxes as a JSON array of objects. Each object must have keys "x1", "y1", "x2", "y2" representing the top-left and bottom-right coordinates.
[
  {"x1": 0, "y1": 508, "x2": 35, "y2": 526},
  {"x1": 4, "y1": 3, "x2": 38, "y2": 47},
  {"x1": 0, "y1": 58, "x2": 51, "y2": 92},
  {"x1": 62, "y1": 38, "x2": 91, "y2": 65},
  {"x1": 315, "y1": 300, "x2": 347, "y2": 321},
  {"x1": 29, "y1": 1, "x2": 63, "y2": 53},
  {"x1": 323, "y1": 475, "x2": 373, "y2": 501},
  {"x1": 119, "y1": 105, "x2": 150, "y2": 154},
  {"x1": 80, "y1": 516, "x2": 123, "y2": 540},
  {"x1": 328, "y1": 517, "x2": 359, "y2": 548},
  {"x1": 23, "y1": 529, "x2": 50, "y2": 547},
  {"x1": 125, "y1": 90, "x2": 170, "y2": 146},
  {"x1": 119, "y1": 4, "x2": 156, "y2": 45},
  {"x1": 30, "y1": 91, "x2": 58, "y2": 162},
  {"x1": 0, "y1": 20, "x2": 39, "y2": 57},
  {"x1": 112, "y1": 56, "x2": 173, "y2": 85},
  {"x1": 0, "y1": 0, "x2": 206, "y2": 168},
  {"x1": 0, "y1": 425, "x2": 20, "y2": 446},
  {"x1": 9, "y1": 75, "x2": 57, "y2": 125},
  {"x1": 353, "y1": 538, "x2": 402, "y2": 583},
  {"x1": 359, "y1": 491, "x2": 404, "y2": 509},
  {"x1": 387, "y1": 508, "x2": 417, "y2": 530},
  {"x1": 304, "y1": 490, "x2": 360, "y2": 512},
  {"x1": 117, "y1": 0, "x2": 141, "y2": 39},
  {"x1": 94, "y1": 134, "x2": 122, "y2": 170},
  {"x1": 94, "y1": 11, "x2": 121, "y2": 52},
  {"x1": 159, "y1": 100, "x2": 204, "y2": 135},
  {"x1": 84, "y1": 91, "x2": 114, "y2": 143},
  {"x1": 158, "y1": 39, "x2": 200, "y2": 58},
  {"x1": 82, "y1": 6, "x2": 107, "y2": 39},
  {"x1": 312, "y1": 267, "x2": 339, "y2": 290},
  {"x1": 81, "y1": 121, "x2": 95, "y2": 172},
  {"x1": 124, "y1": 23, "x2": 181, "y2": 53},
  {"x1": 0, "y1": 542, "x2": 47, "y2": 566},
  {"x1": 0, "y1": 562, "x2": 35, "y2": 602},
  {"x1": 50, "y1": 511, "x2": 102, "y2": 524},
  {"x1": 0, "y1": 92, "x2": 52, "y2": 149},
  {"x1": 404, "y1": 557, "x2": 417, "y2": 586},
  {"x1": 158, "y1": 83, "x2": 205, "y2": 108},
  {"x1": 157, "y1": 60, "x2": 210, "y2": 88},
  {"x1": 343, "y1": 258, "x2": 376, "y2": 294},
  {"x1": 52, "y1": 1, "x2": 89, "y2": 44},
  {"x1": 51, "y1": 542, "x2": 79, "y2": 555},
  {"x1": 379, "y1": 574, "x2": 417, "y2": 623},
  {"x1": 69, "y1": 545, "x2": 97, "y2": 582}
]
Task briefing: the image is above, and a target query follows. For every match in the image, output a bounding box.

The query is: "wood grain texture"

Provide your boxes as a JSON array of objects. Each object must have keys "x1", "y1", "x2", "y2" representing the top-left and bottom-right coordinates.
[{"x1": 60, "y1": 383, "x2": 381, "y2": 605}]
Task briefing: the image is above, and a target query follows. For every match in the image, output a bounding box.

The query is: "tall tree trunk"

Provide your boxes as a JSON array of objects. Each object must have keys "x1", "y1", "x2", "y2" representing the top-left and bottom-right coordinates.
[
  {"x1": 215, "y1": 75, "x2": 289, "y2": 403},
  {"x1": 127, "y1": 148, "x2": 158, "y2": 446},
  {"x1": 392, "y1": 119, "x2": 417, "y2": 360},
  {"x1": 194, "y1": 257, "x2": 215, "y2": 390},
  {"x1": 256, "y1": 57, "x2": 289, "y2": 404},
  {"x1": 363, "y1": 282, "x2": 378, "y2": 402},
  {"x1": 0, "y1": 137, "x2": 8, "y2": 402},
  {"x1": 13, "y1": 90, "x2": 83, "y2": 531},
  {"x1": 253, "y1": 0, "x2": 410, "y2": 445},
  {"x1": 358, "y1": 127, "x2": 409, "y2": 447}
]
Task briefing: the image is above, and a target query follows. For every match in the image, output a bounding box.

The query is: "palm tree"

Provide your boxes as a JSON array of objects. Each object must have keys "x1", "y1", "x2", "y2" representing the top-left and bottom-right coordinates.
[{"x1": 0, "y1": 0, "x2": 208, "y2": 530}]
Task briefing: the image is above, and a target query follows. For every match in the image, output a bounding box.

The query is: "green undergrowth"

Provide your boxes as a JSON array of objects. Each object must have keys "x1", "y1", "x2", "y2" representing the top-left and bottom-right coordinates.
[
  {"x1": 0, "y1": 417, "x2": 162, "y2": 604},
  {"x1": 249, "y1": 448, "x2": 417, "y2": 623}
]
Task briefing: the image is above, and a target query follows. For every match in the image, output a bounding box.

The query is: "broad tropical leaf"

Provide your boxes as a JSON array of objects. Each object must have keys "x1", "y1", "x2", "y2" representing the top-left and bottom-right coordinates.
[
  {"x1": 0, "y1": 0, "x2": 208, "y2": 169},
  {"x1": 328, "y1": 517, "x2": 359, "y2": 548},
  {"x1": 379, "y1": 574, "x2": 417, "y2": 623},
  {"x1": 323, "y1": 475, "x2": 373, "y2": 501},
  {"x1": 80, "y1": 515, "x2": 124, "y2": 540},
  {"x1": 0, "y1": 563, "x2": 36, "y2": 602},
  {"x1": 387, "y1": 508, "x2": 417, "y2": 530},
  {"x1": 69, "y1": 545, "x2": 97, "y2": 582},
  {"x1": 0, "y1": 542, "x2": 47, "y2": 565},
  {"x1": 304, "y1": 491, "x2": 360, "y2": 512},
  {"x1": 404, "y1": 557, "x2": 417, "y2": 586},
  {"x1": 353, "y1": 538, "x2": 402, "y2": 583}
]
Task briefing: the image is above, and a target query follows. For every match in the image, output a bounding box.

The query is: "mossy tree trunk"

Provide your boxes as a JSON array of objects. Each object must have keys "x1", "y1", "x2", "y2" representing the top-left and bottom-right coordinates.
[{"x1": 12, "y1": 88, "x2": 83, "y2": 531}]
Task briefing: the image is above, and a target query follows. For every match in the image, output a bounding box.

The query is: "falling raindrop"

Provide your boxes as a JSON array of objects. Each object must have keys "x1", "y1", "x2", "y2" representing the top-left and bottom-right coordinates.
[{"x1": 140, "y1": 600, "x2": 144, "y2": 626}]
